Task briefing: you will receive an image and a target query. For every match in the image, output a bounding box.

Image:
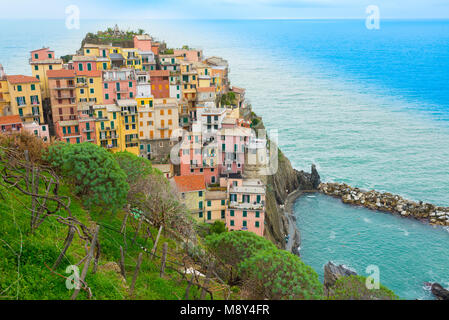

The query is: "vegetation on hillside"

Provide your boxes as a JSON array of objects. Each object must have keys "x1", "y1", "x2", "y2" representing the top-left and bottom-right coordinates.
[
  {"x1": 0, "y1": 133, "x2": 398, "y2": 300},
  {"x1": 81, "y1": 26, "x2": 146, "y2": 49}
]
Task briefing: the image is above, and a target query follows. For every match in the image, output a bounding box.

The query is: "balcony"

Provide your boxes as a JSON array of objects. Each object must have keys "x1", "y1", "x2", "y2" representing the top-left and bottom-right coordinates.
[{"x1": 82, "y1": 128, "x2": 94, "y2": 133}]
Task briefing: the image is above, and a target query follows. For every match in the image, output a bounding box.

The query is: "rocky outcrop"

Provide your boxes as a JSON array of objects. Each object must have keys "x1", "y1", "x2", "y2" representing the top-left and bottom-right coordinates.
[
  {"x1": 323, "y1": 261, "x2": 357, "y2": 296},
  {"x1": 431, "y1": 283, "x2": 449, "y2": 300},
  {"x1": 319, "y1": 182, "x2": 449, "y2": 227}
]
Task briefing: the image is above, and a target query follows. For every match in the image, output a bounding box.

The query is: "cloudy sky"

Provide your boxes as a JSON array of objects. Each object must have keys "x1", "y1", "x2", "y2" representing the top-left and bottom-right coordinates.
[{"x1": 1, "y1": 0, "x2": 449, "y2": 19}]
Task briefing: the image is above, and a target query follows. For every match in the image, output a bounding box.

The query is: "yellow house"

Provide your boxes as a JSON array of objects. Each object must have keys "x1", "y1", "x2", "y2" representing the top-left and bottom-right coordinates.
[
  {"x1": 0, "y1": 66, "x2": 11, "y2": 116},
  {"x1": 6, "y1": 75, "x2": 44, "y2": 124},
  {"x1": 122, "y1": 49, "x2": 143, "y2": 70},
  {"x1": 193, "y1": 62, "x2": 212, "y2": 88},
  {"x1": 75, "y1": 70, "x2": 104, "y2": 105},
  {"x1": 117, "y1": 99, "x2": 139, "y2": 155},
  {"x1": 204, "y1": 190, "x2": 228, "y2": 223},
  {"x1": 29, "y1": 48, "x2": 63, "y2": 100},
  {"x1": 93, "y1": 104, "x2": 122, "y2": 152},
  {"x1": 172, "y1": 175, "x2": 206, "y2": 221}
]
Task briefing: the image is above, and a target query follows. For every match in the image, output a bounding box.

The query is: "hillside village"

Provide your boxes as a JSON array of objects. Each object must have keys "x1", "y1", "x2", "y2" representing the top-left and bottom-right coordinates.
[{"x1": 0, "y1": 28, "x2": 269, "y2": 237}]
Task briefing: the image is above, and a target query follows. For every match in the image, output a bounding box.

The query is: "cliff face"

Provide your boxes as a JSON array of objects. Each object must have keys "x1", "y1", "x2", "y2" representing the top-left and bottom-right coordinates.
[{"x1": 242, "y1": 107, "x2": 320, "y2": 248}]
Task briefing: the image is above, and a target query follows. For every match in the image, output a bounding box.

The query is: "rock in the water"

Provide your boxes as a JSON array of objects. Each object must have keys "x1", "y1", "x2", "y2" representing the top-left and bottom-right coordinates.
[
  {"x1": 310, "y1": 164, "x2": 321, "y2": 189},
  {"x1": 431, "y1": 283, "x2": 449, "y2": 300},
  {"x1": 324, "y1": 261, "x2": 357, "y2": 289}
]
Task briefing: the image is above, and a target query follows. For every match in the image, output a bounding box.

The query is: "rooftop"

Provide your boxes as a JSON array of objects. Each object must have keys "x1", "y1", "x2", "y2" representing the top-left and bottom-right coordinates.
[
  {"x1": 7, "y1": 75, "x2": 39, "y2": 84},
  {"x1": 0, "y1": 115, "x2": 22, "y2": 125},
  {"x1": 47, "y1": 69, "x2": 75, "y2": 78},
  {"x1": 173, "y1": 175, "x2": 206, "y2": 193}
]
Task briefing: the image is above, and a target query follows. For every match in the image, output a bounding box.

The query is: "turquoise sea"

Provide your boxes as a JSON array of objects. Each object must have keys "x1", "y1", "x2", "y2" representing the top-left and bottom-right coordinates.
[{"x1": 1, "y1": 19, "x2": 448, "y2": 299}]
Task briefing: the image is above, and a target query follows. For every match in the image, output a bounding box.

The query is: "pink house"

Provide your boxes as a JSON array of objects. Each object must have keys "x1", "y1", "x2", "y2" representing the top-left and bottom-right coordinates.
[
  {"x1": 225, "y1": 178, "x2": 265, "y2": 237},
  {"x1": 134, "y1": 35, "x2": 152, "y2": 51},
  {"x1": 103, "y1": 69, "x2": 137, "y2": 103},
  {"x1": 23, "y1": 121, "x2": 50, "y2": 142},
  {"x1": 72, "y1": 56, "x2": 98, "y2": 72},
  {"x1": 174, "y1": 49, "x2": 203, "y2": 62},
  {"x1": 179, "y1": 131, "x2": 218, "y2": 185},
  {"x1": 30, "y1": 48, "x2": 55, "y2": 62},
  {"x1": 217, "y1": 123, "x2": 251, "y2": 175}
]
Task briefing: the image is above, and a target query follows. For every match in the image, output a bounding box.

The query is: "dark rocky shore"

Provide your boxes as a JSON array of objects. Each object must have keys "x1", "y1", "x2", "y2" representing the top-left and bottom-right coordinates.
[{"x1": 319, "y1": 182, "x2": 449, "y2": 227}]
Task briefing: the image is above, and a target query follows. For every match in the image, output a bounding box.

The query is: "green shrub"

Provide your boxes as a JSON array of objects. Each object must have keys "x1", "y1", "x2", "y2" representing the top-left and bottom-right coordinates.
[
  {"x1": 239, "y1": 249, "x2": 323, "y2": 300},
  {"x1": 210, "y1": 220, "x2": 226, "y2": 234},
  {"x1": 328, "y1": 275, "x2": 399, "y2": 300},
  {"x1": 44, "y1": 142, "x2": 129, "y2": 212}
]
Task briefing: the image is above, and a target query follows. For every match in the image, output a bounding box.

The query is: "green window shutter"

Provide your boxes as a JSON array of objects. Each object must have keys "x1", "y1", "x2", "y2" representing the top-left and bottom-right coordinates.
[
  {"x1": 221, "y1": 200, "x2": 225, "y2": 205},
  {"x1": 255, "y1": 221, "x2": 259, "y2": 228},
  {"x1": 230, "y1": 220, "x2": 234, "y2": 226},
  {"x1": 221, "y1": 210, "x2": 225, "y2": 219},
  {"x1": 34, "y1": 65, "x2": 38, "y2": 71},
  {"x1": 150, "y1": 100, "x2": 153, "y2": 107},
  {"x1": 129, "y1": 81, "x2": 132, "y2": 88},
  {"x1": 104, "y1": 83, "x2": 108, "y2": 89},
  {"x1": 87, "y1": 63, "x2": 92, "y2": 71},
  {"x1": 207, "y1": 211, "x2": 211, "y2": 220},
  {"x1": 243, "y1": 211, "x2": 247, "y2": 217},
  {"x1": 17, "y1": 85, "x2": 22, "y2": 92},
  {"x1": 255, "y1": 211, "x2": 260, "y2": 218},
  {"x1": 129, "y1": 92, "x2": 133, "y2": 98},
  {"x1": 90, "y1": 88, "x2": 94, "y2": 94},
  {"x1": 67, "y1": 127, "x2": 71, "y2": 134},
  {"x1": 222, "y1": 143, "x2": 225, "y2": 151},
  {"x1": 76, "y1": 137, "x2": 80, "y2": 144},
  {"x1": 105, "y1": 93, "x2": 109, "y2": 100},
  {"x1": 98, "y1": 111, "x2": 103, "y2": 118},
  {"x1": 78, "y1": 63, "x2": 83, "y2": 71},
  {"x1": 199, "y1": 212, "x2": 203, "y2": 218},
  {"x1": 113, "y1": 112, "x2": 116, "y2": 119},
  {"x1": 147, "y1": 144, "x2": 151, "y2": 152},
  {"x1": 140, "y1": 144, "x2": 144, "y2": 150},
  {"x1": 62, "y1": 127, "x2": 66, "y2": 134},
  {"x1": 31, "y1": 84, "x2": 35, "y2": 90},
  {"x1": 257, "y1": 195, "x2": 261, "y2": 203},
  {"x1": 199, "y1": 201, "x2": 203, "y2": 209},
  {"x1": 86, "y1": 122, "x2": 90, "y2": 130},
  {"x1": 198, "y1": 191, "x2": 203, "y2": 197},
  {"x1": 243, "y1": 221, "x2": 247, "y2": 227},
  {"x1": 230, "y1": 210, "x2": 234, "y2": 217},
  {"x1": 103, "y1": 63, "x2": 107, "y2": 69},
  {"x1": 207, "y1": 201, "x2": 211, "y2": 207},
  {"x1": 101, "y1": 122, "x2": 104, "y2": 130},
  {"x1": 34, "y1": 53, "x2": 38, "y2": 59}
]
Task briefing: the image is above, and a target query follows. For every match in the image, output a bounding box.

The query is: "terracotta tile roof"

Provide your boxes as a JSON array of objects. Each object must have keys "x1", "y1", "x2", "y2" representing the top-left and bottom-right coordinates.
[
  {"x1": 76, "y1": 70, "x2": 102, "y2": 77},
  {"x1": 30, "y1": 47, "x2": 50, "y2": 53},
  {"x1": 231, "y1": 86, "x2": 245, "y2": 94},
  {"x1": 173, "y1": 175, "x2": 206, "y2": 193},
  {"x1": 7, "y1": 75, "x2": 39, "y2": 84},
  {"x1": 197, "y1": 86, "x2": 216, "y2": 93},
  {"x1": 150, "y1": 70, "x2": 169, "y2": 77},
  {"x1": 0, "y1": 115, "x2": 22, "y2": 125},
  {"x1": 47, "y1": 69, "x2": 75, "y2": 78}
]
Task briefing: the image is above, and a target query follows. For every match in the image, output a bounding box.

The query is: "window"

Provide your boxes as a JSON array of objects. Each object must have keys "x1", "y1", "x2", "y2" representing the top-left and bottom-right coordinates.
[
  {"x1": 221, "y1": 210, "x2": 225, "y2": 219},
  {"x1": 89, "y1": 78, "x2": 94, "y2": 84},
  {"x1": 17, "y1": 85, "x2": 22, "y2": 92},
  {"x1": 221, "y1": 200, "x2": 225, "y2": 206},
  {"x1": 230, "y1": 210, "x2": 234, "y2": 217},
  {"x1": 80, "y1": 88, "x2": 85, "y2": 94},
  {"x1": 207, "y1": 200, "x2": 211, "y2": 207},
  {"x1": 255, "y1": 221, "x2": 260, "y2": 228},
  {"x1": 104, "y1": 83, "x2": 108, "y2": 89},
  {"x1": 78, "y1": 63, "x2": 83, "y2": 71},
  {"x1": 129, "y1": 81, "x2": 133, "y2": 88},
  {"x1": 105, "y1": 93, "x2": 109, "y2": 100},
  {"x1": 34, "y1": 65, "x2": 38, "y2": 71},
  {"x1": 49, "y1": 65, "x2": 53, "y2": 70},
  {"x1": 34, "y1": 53, "x2": 38, "y2": 59},
  {"x1": 90, "y1": 88, "x2": 94, "y2": 94},
  {"x1": 199, "y1": 212, "x2": 203, "y2": 218},
  {"x1": 199, "y1": 201, "x2": 203, "y2": 209},
  {"x1": 207, "y1": 211, "x2": 211, "y2": 220},
  {"x1": 103, "y1": 63, "x2": 107, "y2": 69},
  {"x1": 76, "y1": 137, "x2": 80, "y2": 144},
  {"x1": 198, "y1": 191, "x2": 203, "y2": 197},
  {"x1": 31, "y1": 84, "x2": 35, "y2": 90},
  {"x1": 243, "y1": 211, "x2": 247, "y2": 218},
  {"x1": 230, "y1": 220, "x2": 234, "y2": 226},
  {"x1": 87, "y1": 63, "x2": 92, "y2": 71},
  {"x1": 255, "y1": 211, "x2": 260, "y2": 218},
  {"x1": 257, "y1": 195, "x2": 261, "y2": 203}
]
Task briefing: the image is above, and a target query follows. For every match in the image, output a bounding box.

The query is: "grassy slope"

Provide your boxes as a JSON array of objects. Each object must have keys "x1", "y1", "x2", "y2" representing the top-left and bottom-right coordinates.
[{"x1": 0, "y1": 177, "x2": 209, "y2": 300}]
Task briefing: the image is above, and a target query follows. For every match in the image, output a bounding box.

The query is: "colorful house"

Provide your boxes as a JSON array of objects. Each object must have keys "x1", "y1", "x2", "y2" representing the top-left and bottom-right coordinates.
[
  {"x1": 0, "y1": 114, "x2": 23, "y2": 134},
  {"x1": 0, "y1": 64, "x2": 11, "y2": 116},
  {"x1": 204, "y1": 190, "x2": 228, "y2": 223},
  {"x1": 22, "y1": 121, "x2": 50, "y2": 142},
  {"x1": 6, "y1": 75, "x2": 43, "y2": 124},
  {"x1": 149, "y1": 70, "x2": 170, "y2": 99},
  {"x1": 93, "y1": 104, "x2": 122, "y2": 151},
  {"x1": 174, "y1": 48, "x2": 203, "y2": 62},
  {"x1": 172, "y1": 175, "x2": 206, "y2": 221},
  {"x1": 29, "y1": 47, "x2": 63, "y2": 101},
  {"x1": 47, "y1": 69, "x2": 77, "y2": 124},
  {"x1": 225, "y1": 178, "x2": 265, "y2": 237},
  {"x1": 103, "y1": 69, "x2": 137, "y2": 103},
  {"x1": 117, "y1": 99, "x2": 139, "y2": 155}
]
